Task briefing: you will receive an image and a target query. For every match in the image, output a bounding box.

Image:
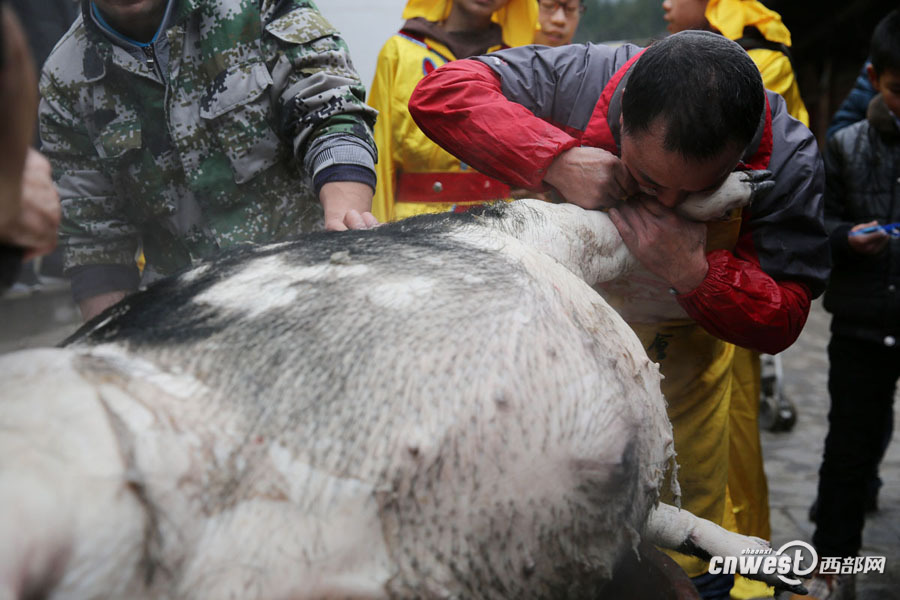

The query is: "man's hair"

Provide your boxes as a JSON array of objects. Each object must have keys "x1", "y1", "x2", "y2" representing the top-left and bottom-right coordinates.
[
  {"x1": 622, "y1": 31, "x2": 764, "y2": 161},
  {"x1": 870, "y1": 9, "x2": 900, "y2": 75}
]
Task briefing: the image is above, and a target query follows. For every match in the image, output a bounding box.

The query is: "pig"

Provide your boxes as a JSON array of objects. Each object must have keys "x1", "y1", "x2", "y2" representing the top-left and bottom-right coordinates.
[{"x1": 0, "y1": 173, "x2": 806, "y2": 599}]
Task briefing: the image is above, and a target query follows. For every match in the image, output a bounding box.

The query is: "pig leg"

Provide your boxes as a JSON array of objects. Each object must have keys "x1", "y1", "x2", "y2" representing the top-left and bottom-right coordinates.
[
  {"x1": 644, "y1": 503, "x2": 808, "y2": 595},
  {"x1": 0, "y1": 348, "x2": 148, "y2": 599}
]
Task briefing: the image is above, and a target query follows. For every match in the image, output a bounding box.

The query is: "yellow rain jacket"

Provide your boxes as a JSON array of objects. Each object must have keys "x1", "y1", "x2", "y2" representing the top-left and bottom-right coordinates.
[
  {"x1": 706, "y1": 0, "x2": 809, "y2": 126},
  {"x1": 368, "y1": 0, "x2": 537, "y2": 222}
]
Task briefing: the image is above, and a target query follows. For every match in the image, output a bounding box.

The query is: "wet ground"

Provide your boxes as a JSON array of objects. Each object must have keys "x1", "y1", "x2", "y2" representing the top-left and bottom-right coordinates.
[
  {"x1": 0, "y1": 284, "x2": 897, "y2": 599},
  {"x1": 769, "y1": 300, "x2": 900, "y2": 599}
]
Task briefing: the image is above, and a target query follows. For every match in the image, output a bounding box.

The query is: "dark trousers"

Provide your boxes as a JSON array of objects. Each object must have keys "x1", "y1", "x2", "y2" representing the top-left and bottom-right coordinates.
[
  {"x1": 812, "y1": 334, "x2": 899, "y2": 557},
  {"x1": 691, "y1": 572, "x2": 733, "y2": 600}
]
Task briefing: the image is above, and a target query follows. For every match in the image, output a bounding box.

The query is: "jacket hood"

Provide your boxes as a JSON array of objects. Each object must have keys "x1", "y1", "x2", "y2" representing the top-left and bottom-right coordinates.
[
  {"x1": 402, "y1": 0, "x2": 538, "y2": 47},
  {"x1": 705, "y1": 0, "x2": 791, "y2": 46}
]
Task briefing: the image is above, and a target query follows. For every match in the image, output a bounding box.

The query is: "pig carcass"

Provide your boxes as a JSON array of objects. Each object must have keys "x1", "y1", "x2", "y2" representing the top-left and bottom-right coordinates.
[{"x1": 0, "y1": 180, "x2": 803, "y2": 598}]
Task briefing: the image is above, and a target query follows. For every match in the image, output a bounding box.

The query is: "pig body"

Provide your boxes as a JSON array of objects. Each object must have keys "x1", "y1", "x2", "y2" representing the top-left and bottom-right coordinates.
[{"x1": 0, "y1": 197, "x2": 793, "y2": 599}]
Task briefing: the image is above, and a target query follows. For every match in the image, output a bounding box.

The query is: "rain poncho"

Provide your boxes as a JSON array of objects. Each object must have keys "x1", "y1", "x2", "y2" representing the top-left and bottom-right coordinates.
[
  {"x1": 706, "y1": 0, "x2": 809, "y2": 126},
  {"x1": 368, "y1": 0, "x2": 537, "y2": 222}
]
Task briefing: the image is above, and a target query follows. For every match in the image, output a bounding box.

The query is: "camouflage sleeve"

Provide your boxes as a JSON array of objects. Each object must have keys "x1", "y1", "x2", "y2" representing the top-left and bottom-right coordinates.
[
  {"x1": 260, "y1": 0, "x2": 378, "y2": 175},
  {"x1": 38, "y1": 75, "x2": 142, "y2": 277}
]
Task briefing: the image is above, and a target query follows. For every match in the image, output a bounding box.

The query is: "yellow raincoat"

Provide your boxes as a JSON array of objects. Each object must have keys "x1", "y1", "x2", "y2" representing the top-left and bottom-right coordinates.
[
  {"x1": 706, "y1": 2, "x2": 807, "y2": 596},
  {"x1": 368, "y1": 0, "x2": 537, "y2": 223},
  {"x1": 706, "y1": 0, "x2": 809, "y2": 125}
]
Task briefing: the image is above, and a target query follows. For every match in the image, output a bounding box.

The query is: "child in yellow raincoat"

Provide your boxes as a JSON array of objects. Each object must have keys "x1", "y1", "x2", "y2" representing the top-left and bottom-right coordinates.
[
  {"x1": 368, "y1": 0, "x2": 537, "y2": 223},
  {"x1": 662, "y1": 1, "x2": 809, "y2": 598}
]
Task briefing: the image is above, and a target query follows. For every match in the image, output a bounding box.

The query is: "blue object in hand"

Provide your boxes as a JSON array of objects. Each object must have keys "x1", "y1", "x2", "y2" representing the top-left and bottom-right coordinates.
[{"x1": 849, "y1": 222, "x2": 900, "y2": 237}]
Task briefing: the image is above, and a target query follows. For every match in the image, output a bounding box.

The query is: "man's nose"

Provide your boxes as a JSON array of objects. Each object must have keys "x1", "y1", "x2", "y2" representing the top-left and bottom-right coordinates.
[
  {"x1": 550, "y1": 6, "x2": 566, "y2": 22},
  {"x1": 662, "y1": 0, "x2": 672, "y2": 10}
]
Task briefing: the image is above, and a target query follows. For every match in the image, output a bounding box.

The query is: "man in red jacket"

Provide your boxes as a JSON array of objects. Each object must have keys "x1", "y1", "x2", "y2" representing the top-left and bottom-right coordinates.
[{"x1": 410, "y1": 31, "x2": 829, "y2": 599}]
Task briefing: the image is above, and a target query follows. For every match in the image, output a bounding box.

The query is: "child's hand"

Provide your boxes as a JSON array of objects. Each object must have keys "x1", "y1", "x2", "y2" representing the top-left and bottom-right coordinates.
[{"x1": 848, "y1": 220, "x2": 890, "y2": 255}]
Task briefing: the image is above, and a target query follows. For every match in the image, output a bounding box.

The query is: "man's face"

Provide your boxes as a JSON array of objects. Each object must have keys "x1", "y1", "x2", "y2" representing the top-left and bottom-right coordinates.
[
  {"x1": 620, "y1": 120, "x2": 742, "y2": 208},
  {"x1": 92, "y1": 0, "x2": 168, "y2": 39},
  {"x1": 661, "y1": 0, "x2": 709, "y2": 34},
  {"x1": 869, "y1": 65, "x2": 900, "y2": 119},
  {"x1": 534, "y1": 0, "x2": 582, "y2": 47}
]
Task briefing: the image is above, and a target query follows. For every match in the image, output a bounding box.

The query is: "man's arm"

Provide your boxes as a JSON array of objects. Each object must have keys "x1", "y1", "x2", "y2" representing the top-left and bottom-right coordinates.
[
  {"x1": 672, "y1": 97, "x2": 829, "y2": 354},
  {"x1": 39, "y1": 70, "x2": 141, "y2": 318},
  {"x1": 409, "y1": 44, "x2": 641, "y2": 197},
  {"x1": 410, "y1": 58, "x2": 581, "y2": 191},
  {"x1": 260, "y1": 1, "x2": 378, "y2": 229}
]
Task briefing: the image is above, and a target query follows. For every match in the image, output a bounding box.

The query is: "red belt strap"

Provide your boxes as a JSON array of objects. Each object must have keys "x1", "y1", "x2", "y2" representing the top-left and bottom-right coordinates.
[{"x1": 396, "y1": 172, "x2": 511, "y2": 204}]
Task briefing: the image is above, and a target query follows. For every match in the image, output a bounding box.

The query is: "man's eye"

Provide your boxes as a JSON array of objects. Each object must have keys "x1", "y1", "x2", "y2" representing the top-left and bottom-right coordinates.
[{"x1": 639, "y1": 185, "x2": 659, "y2": 196}]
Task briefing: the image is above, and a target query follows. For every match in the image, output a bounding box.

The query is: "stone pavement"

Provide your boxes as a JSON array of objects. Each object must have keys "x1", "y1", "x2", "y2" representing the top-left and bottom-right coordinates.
[
  {"x1": 0, "y1": 280, "x2": 80, "y2": 354},
  {"x1": 0, "y1": 287, "x2": 897, "y2": 599},
  {"x1": 767, "y1": 299, "x2": 900, "y2": 599}
]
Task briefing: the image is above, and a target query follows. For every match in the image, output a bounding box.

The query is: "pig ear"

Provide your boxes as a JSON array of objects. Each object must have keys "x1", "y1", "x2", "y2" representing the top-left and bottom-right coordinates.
[{"x1": 676, "y1": 170, "x2": 772, "y2": 222}]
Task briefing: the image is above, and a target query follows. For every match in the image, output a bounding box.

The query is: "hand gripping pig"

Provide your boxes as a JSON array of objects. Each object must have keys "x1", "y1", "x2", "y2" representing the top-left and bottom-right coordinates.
[{"x1": 0, "y1": 172, "x2": 805, "y2": 598}]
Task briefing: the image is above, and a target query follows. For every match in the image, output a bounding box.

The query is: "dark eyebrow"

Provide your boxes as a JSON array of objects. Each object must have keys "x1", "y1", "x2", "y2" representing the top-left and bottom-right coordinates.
[{"x1": 636, "y1": 168, "x2": 660, "y2": 188}]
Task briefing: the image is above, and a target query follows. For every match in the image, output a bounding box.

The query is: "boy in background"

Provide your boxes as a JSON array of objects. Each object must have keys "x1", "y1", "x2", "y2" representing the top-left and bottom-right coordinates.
[
  {"x1": 533, "y1": 0, "x2": 583, "y2": 47},
  {"x1": 795, "y1": 9, "x2": 900, "y2": 600}
]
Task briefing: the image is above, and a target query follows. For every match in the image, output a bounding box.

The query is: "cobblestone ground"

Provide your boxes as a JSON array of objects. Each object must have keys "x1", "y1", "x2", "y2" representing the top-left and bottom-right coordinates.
[
  {"x1": 1, "y1": 288, "x2": 897, "y2": 599},
  {"x1": 769, "y1": 299, "x2": 900, "y2": 600}
]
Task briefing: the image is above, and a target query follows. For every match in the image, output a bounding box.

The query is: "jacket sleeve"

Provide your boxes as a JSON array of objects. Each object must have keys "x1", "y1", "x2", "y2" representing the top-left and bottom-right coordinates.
[
  {"x1": 409, "y1": 57, "x2": 583, "y2": 190},
  {"x1": 677, "y1": 251, "x2": 812, "y2": 354},
  {"x1": 822, "y1": 129, "x2": 856, "y2": 264},
  {"x1": 677, "y1": 93, "x2": 830, "y2": 354},
  {"x1": 409, "y1": 43, "x2": 641, "y2": 189},
  {"x1": 367, "y1": 38, "x2": 398, "y2": 223},
  {"x1": 38, "y1": 76, "x2": 142, "y2": 294},
  {"x1": 260, "y1": 2, "x2": 377, "y2": 186}
]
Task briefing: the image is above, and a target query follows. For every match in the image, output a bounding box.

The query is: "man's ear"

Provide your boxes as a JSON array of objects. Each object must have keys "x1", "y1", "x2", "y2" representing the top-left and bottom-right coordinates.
[{"x1": 866, "y1": 63, "x2": 881, "y2": 92}]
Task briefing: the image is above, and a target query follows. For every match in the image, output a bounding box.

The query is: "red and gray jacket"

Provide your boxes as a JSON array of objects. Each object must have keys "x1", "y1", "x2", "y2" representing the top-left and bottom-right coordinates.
[{"x1": 409, "y1": 42, "x2": 830, "y2": 354}]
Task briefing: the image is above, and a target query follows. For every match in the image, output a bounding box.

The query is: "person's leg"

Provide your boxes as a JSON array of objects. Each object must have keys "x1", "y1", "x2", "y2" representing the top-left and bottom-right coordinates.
[{"x1": 812, "y1": 335, "x2": 897, "y2": 558}]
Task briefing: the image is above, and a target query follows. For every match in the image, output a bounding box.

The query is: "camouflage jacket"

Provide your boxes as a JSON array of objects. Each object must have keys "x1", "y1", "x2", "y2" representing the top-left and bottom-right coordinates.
[{"x1": 39, "y1": 0, "x2": 377, "y2": 297}]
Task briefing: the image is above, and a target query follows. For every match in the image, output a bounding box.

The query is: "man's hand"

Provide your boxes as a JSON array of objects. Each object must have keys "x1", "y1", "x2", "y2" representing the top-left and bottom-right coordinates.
[
  {"x1": 0, "y1": 149, "x2": 61, "y2": 260},
  {"x1": 848, "y1": 220, "x2": 890, "y2": 256},
  {"x1": 609, "y1": 195, "x2": 709, "y2": 293},
  {"x1": 319, "y1": 181, "x2": 379, "y2": 231},
  {"x1": 543, "y1": 147, "x2": 639, "y2": 210},
  {"x1": 677, "y1": 170, "x2": 774, "y2": 222}
]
